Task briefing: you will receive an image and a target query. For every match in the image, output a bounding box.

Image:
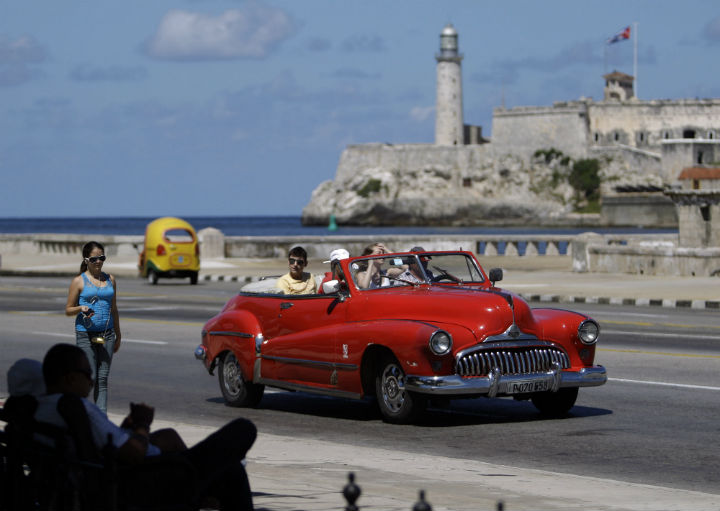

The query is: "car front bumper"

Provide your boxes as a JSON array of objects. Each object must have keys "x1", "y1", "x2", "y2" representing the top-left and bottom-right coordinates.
[{"x1": 405, "y1": 365, "x2": 606, "y2": 398}]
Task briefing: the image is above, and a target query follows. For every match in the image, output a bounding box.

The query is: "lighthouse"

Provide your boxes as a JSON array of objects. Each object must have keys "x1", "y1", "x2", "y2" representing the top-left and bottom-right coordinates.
[{"x1": 435, "y1": 24, "x2": 464, "y2": 146}]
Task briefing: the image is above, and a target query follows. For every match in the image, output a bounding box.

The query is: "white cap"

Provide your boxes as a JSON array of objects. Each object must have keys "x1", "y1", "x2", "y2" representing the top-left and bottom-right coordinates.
[
  {"x1": 323, "y1": 248, "x2": 350, "y2": 263},
  {"x1": 7, "y1": 358, "x2": 45, "y2": 397}
]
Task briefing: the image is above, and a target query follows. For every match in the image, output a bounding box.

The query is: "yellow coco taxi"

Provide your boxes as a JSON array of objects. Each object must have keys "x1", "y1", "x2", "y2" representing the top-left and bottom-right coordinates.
[{"x1": 139, "y1": 217, "x2": 200, "y2": 285}]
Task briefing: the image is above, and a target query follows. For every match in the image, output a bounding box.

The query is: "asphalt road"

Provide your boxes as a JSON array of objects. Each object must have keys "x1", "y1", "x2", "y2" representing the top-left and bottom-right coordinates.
[{"x1": 1, "y1": 276, "x2": 719, "y2": 495}]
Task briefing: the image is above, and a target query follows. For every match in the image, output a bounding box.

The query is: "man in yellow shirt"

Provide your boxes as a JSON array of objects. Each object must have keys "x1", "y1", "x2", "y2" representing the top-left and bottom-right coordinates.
[{"x1": 276, "y1": 246, "x2": 317, "y2": 294}]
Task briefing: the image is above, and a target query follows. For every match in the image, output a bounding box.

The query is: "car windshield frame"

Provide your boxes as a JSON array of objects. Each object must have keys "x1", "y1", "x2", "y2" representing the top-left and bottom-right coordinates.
[{"x1": 349, "y1": 251, "x2": 485, "y2": 290}]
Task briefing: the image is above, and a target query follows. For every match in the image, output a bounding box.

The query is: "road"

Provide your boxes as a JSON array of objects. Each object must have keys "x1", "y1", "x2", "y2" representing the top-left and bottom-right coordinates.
[{"x1": 1, "y1": 275, "x2": 719, "y2": 495}]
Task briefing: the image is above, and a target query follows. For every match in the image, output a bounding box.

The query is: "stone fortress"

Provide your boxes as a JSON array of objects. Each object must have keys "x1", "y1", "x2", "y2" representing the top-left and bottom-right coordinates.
[{"x1": 302, "y1": 24, "x2": 720, "y2": 229}]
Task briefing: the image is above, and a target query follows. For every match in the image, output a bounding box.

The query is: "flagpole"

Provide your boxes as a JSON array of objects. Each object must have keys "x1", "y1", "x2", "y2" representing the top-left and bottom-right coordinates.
[
  {"x1": 603, "y1": 43, "x2": 607, "y2": 74},
  {"x1": 633, "y1": 21, "x2": 638, "y2": 98}
]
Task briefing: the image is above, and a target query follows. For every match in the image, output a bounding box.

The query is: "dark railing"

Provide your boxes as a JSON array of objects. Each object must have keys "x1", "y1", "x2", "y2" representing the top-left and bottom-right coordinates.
[{"x1": 342, "y1": 472, "x2": 506, "y2": 511}]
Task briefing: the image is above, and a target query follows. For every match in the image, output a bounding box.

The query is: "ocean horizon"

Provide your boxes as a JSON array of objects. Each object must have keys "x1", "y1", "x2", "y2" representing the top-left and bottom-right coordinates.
[{"x1": 0, "y1": 215, "x2": 677, "y2": 237}]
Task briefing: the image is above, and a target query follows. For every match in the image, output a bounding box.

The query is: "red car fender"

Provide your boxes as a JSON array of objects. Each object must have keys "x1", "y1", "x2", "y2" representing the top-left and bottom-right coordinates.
[
  {"x1": 332, "y1": 319, "x2": 477, "y2": 395},
  {"x1": 203, "y1": 310, "x2": 263, "y2": 375},
  {"x1": 531, "y1": 308, "x2": 597, "y2": 366}
]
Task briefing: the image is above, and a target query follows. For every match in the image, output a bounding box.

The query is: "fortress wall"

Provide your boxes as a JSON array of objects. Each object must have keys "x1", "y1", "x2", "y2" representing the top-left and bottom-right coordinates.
[
  {"x1": 661, "y1": 140, "x2": 720, "y2": 182},
  {"x1": 334, "y1": 143, "x2": 492, "y2": 186},
  {"x1": 588, "y1": 100, "x2": 720, "y2": 148},
  {"x1": 490, "y1": 104, "x2": 589, "y2": 160}
]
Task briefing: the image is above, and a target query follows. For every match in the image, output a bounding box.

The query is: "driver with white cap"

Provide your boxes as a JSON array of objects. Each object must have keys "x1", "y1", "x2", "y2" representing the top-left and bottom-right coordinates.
[{"x1": 318, "y1": 248, "x2": 350, "y2": 293}]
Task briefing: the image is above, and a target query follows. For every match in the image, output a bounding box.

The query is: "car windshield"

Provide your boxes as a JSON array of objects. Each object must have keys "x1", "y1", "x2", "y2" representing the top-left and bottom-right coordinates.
[{"x1": 351, "y1": 252, "x2": 484, "y2": 289}]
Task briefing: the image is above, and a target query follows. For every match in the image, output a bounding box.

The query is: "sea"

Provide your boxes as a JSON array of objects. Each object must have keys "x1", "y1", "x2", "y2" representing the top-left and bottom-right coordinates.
[{"x1": 0, "y1": 216, "x2": 676, "y2": 237}]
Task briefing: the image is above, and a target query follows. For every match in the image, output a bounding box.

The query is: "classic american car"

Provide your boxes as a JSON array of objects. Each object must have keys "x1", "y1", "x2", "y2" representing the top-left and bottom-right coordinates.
[{"x1": 194, "y1": 250, "x2": 606, "y2": 423}]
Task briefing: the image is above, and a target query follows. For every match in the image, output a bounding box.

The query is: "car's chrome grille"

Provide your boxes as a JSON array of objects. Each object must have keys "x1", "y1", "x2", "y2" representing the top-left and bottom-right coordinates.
[{"x1": 456, "y1": 347, "x2": 570, "y2": 377}]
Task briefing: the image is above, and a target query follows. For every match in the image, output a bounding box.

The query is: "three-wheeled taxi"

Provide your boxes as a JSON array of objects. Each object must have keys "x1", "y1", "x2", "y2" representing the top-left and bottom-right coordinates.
[{"x1": 138, "y1": 217, "x2": 200, "y2": 285}]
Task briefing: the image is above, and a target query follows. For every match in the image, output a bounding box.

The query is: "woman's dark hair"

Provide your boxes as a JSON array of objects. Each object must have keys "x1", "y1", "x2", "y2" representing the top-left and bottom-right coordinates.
[
  {"x1": 79, "y1": 241, "x2": 105, "y2": 274},
  {"x1": 361, "y1": 244, "x2": 376, "y2": 256}
]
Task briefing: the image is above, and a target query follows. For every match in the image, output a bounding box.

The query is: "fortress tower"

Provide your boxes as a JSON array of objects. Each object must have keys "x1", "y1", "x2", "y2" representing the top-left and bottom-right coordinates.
[{"x1": 435, "y1": 24, "x2": 464, "y2": 146}]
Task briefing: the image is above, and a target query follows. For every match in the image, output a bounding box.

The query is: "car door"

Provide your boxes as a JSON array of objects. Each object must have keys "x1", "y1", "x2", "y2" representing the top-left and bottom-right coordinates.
[{"x1": 260, "y1": 294, "x2": 348, "y2": 388}]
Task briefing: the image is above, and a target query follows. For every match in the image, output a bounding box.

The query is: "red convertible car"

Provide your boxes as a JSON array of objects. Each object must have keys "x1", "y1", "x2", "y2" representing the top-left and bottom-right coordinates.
[{"x1": 195, "y1": 250, "x2": 606, "y2": 423}]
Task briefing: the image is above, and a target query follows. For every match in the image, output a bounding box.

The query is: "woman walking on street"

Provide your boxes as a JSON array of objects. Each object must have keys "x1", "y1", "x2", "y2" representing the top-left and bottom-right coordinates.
[{"x1": 65, "y1": 241, "x2": 121, "y2": 413}]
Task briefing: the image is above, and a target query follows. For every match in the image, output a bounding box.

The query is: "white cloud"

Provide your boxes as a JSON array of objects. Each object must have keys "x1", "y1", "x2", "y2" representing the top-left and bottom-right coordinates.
[
  {"x1": 0, "y1": 35, "x2": 46, "y2": 64},
  {"x1": 410, "y1": 105, "x2": 434, "y2": 122},
  {"x1": 703, "y1": 16, "x2": 720, "y2": 43},
  {"x1": 145, "y1": 4, "x2": 296, "y2": 60},
  {"x1": 70, "y1": 64, "x2": 147, "y2": 82},
  {"x1": 0, "y1": 35, "x2": 46, "y2": 86}
]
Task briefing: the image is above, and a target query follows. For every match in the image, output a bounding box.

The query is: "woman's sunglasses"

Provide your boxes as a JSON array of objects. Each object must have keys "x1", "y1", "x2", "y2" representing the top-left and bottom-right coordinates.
[{"x1": 86, "y1": 255, "x2": 106, "y2": 263}]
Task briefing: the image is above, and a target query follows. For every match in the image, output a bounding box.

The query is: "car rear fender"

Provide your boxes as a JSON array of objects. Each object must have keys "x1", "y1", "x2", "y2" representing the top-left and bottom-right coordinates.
[{"x1": 203, "y1": 310, "x2": 263, "y2": 376}]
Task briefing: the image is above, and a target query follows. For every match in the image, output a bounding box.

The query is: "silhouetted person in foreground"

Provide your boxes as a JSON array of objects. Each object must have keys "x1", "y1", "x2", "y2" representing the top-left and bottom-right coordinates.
[{"x1": 34, "y1": 343, "x2": 256, "y2": 510}]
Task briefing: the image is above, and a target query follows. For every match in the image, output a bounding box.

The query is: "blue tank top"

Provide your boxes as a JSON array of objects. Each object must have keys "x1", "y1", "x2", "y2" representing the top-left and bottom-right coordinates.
[{"x1": 75, "y1": 272, "x2": 115, "y2": 332}]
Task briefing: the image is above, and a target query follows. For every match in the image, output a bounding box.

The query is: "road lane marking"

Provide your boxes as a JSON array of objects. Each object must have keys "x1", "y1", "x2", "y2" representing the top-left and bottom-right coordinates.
[
  {"x1": 30, "y1": 331, "x2": 168, "y2": 345},
  {"x1": 602, "y1": 319, "x2": 720, "y2": 331},
  {"x1": 602, "y1": 329, "x2": 720, "y2": 341},
  {"x1": 8, "y1": 311, "x2": 203, "y2": 327},
  {"x1": 9, "y1": 310, "x2": 64, "y2": 315},
  {"x1": 115, "y1": 306, "x2": 178, "y2": 312},
  {"x1": 594, "y1": 311, "x2": 671, "y2": 319},
  {"x1": 122, "y1": 317, "x2": 204, "y2": 327},
  {"x1": 609, "y1": 378, "x2": 720, "y2": 391},
  {"x1": 600, "y1": 347, "x2": 720, "y2": 359}
]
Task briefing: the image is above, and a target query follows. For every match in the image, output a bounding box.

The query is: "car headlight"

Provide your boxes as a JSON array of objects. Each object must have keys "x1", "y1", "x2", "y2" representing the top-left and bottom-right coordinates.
[
  {"x1": 578, "y1": 320, "x2": 600, "y2": 345},
  {"x1": 429, "y1": 330, "x2": 453, "y2": 355}
]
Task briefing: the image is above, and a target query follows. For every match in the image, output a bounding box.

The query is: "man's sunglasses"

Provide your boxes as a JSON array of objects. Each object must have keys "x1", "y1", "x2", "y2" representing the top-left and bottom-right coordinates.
[
  {"x1": 86, "y1": 255, "x2": 106, "y2": 263},
  {"x1": 288, "y1": 258, "x2": 306, "y2": 266}
]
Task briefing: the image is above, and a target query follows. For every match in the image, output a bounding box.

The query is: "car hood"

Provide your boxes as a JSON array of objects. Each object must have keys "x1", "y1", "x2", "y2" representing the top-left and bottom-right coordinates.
[{"x1": 351, "y1": 285, "x2": 538, "y2": 343}]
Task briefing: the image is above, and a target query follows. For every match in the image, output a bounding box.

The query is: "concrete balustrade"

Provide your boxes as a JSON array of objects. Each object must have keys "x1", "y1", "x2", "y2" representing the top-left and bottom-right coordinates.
[{"x1": 0, "y1": 232, "x2": 658, "y2": 261}]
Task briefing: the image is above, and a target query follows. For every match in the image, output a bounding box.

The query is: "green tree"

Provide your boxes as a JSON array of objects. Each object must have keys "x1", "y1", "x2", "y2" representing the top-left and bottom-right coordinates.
[
  {"x1": 569, "y1": 159, "x2": 600, "y2": 200},
  {"x1": 357, "y1": 178, "x2": 382, "y2": 198}
]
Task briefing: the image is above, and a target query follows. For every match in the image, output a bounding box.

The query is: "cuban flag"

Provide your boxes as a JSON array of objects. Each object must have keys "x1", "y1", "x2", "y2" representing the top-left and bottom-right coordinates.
[{"x1": 607, "y1": 26, "x2": 631, "y2": 44}]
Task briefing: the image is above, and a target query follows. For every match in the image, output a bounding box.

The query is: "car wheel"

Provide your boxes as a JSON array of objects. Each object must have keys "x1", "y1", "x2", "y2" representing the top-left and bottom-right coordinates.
[
  {"x1": 218, "y1": 351, "x2": 264, "y2": 407},
  {"x1": 190, "y1": 272, "x2": 198, "y2": 285},
  {"x1": 147, "y1": 269, "x2": 158, "y2": 285},
  {"x1": 531, "y1": 387, "x2": 579, "y2": 416},
  {"x1": 375, "y1": 355, "x2": 425, "y2": 424}
]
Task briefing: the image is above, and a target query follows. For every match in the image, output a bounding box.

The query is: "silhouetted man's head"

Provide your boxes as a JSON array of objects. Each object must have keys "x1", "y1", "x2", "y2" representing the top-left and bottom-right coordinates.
[{"x1": 43, "y1": 343, "x2": 94, "y2": 397}]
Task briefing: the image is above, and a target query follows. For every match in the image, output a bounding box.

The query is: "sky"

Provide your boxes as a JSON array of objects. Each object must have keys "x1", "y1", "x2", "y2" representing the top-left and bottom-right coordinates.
[{"x1": 2, "y1": 0, "x2": 720, "y2": 218}]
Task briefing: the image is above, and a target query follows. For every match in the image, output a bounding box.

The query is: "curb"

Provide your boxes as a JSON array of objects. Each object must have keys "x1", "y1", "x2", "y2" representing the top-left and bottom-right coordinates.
[
  {"x1": 517, "y1": 293, "x2": 720, "y2": 310},
  {"x1": 2, "y1": 268, "x2": 717, "y2": 310},
  {"x1": 200, "y1": 274, "x2": 263, "y2": 284},
  {"x1": 199, "y1": 273, "x2": 720, "y2": 310}
]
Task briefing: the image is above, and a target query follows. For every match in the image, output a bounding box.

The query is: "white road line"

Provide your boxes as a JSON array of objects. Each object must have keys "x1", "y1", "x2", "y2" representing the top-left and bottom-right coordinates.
[
  {"x1": 30, "y1": 331, "x2": 168, "y2": 345},
  {"x1": 116, "y1": 306, "x2": 178, "y2": 312},
  {"x1": 15, "y1": 308, "x2": 177, "y2": 314},
  {"x1": 603, "y1": 329, "x2": 720, "y2": 340},
  {"x1": 609, "y1": 378, "x2": 720, "y2": 391},
  {"x1": 595, "y1": 311, "x2": 671, "y2": 319}
]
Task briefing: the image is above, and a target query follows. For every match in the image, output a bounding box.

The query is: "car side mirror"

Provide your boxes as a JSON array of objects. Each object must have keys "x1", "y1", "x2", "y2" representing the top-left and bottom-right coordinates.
[
  {"x1": 488, "y1": 268, "x2": 503, "y2": 287},
  {"x1": 322, "y1": 279, "x2": 340, "y2": 294}
]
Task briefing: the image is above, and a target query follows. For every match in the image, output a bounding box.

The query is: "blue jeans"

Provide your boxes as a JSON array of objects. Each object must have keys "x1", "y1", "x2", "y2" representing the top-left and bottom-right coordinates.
[{"x1": 76, "y1": 329, "x2": 116, "y2": 414}]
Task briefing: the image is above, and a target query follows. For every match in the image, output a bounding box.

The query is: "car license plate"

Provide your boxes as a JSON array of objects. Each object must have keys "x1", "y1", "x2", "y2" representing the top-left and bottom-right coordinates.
[
  {"x1": 178, "y1": 256, "x2": 184, "y2": 263},
  {"x1": 507, "y1": 379, "x2": 548, "y2": 394}
]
